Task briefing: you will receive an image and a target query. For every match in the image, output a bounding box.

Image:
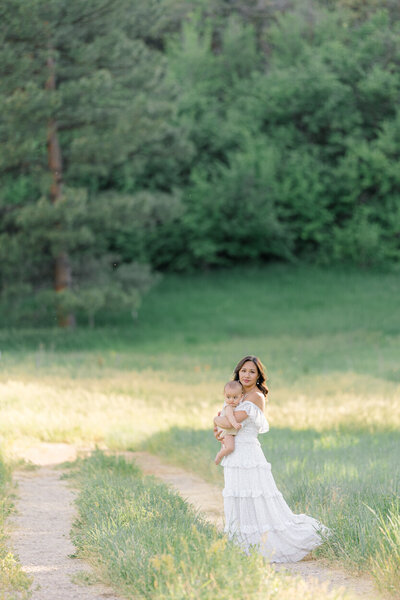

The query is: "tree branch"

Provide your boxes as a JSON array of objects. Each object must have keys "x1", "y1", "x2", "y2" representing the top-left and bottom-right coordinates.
[{"x1": 67, "y1": 0, "x2": 117, "y2": 27}]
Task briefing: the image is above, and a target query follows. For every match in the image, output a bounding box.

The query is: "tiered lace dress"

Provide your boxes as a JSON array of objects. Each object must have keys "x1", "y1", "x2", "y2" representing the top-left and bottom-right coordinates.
[{"x1": 221, "y1": 400, "x2": 328, "y2": 562}]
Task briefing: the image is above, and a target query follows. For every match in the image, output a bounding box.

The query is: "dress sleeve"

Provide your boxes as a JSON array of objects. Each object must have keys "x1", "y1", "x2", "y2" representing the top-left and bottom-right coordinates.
[{"x1": 234, "y1": 400, "x2": 269, "y2": 433}]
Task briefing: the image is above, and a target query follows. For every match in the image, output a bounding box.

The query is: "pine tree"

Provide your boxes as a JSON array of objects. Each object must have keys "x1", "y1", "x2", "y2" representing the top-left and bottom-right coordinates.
[{"x1": 0, "y1": 0, "x2": 181, "y2": 326}]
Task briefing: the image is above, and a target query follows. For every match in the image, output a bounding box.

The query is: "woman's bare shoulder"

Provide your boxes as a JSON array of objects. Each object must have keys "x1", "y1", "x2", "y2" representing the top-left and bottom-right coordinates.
[{"x1": 245, "y1": 390, "x2": 265, "y2": 411}]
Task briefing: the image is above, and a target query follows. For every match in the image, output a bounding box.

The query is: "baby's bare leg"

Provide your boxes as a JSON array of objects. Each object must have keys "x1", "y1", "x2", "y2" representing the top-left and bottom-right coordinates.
[
  {"x1": 224, "y1": 405, "x2": 241, "y2": 429},
  {"x1": 214, "y1": 434, "x2": 236, "y2": 465}
]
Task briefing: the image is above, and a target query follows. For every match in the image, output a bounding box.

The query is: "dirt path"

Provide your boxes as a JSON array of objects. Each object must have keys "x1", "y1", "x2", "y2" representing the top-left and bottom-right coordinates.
[
  {"x1": 9, "y1": 444, "x2": 120, "y2": 600},
  {"x1": 127, "y1": 451, "x2": 385, "y2": 600},
  {"x1": 9, "y1": 443, "x2": 386, "y2": 600}
]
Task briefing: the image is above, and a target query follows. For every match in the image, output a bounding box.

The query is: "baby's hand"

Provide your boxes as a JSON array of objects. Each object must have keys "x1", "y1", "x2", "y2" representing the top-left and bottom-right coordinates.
[{"x1": 233, "y1": 422, "x2": 242, "y2": 430}]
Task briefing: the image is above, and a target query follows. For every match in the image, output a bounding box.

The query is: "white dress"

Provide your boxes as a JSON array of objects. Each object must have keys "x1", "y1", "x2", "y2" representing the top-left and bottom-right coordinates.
[{"x1": 221, "y1": 400, "x2": 329, "y2": 562}]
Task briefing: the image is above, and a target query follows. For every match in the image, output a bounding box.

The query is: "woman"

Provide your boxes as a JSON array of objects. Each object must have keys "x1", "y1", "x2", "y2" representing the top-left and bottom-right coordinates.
[{"x1": 214, "y1": 355, "x2": 329, "y2": 562}]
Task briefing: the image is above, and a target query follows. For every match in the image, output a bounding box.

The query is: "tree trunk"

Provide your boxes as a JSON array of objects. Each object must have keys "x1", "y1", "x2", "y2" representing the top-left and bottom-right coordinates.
[{"x1": 46, "y1": 53, "x2": 75, "y2": 328}]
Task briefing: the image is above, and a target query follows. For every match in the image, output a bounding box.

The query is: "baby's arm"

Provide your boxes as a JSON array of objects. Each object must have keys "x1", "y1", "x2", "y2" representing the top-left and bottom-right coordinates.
[{"x1": 224, "y1": 405, "x2": 242, "y2": 430}]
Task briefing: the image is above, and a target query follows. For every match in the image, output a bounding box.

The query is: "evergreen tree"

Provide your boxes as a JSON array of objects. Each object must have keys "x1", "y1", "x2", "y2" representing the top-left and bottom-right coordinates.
[{"x1": 0, "y1": 0, "x2": 182, "y2": 326}]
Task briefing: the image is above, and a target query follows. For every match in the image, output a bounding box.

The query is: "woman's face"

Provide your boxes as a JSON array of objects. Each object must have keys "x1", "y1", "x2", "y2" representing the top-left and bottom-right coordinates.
[{"x1": 238, "y1": 361, "x2": 258, "y2": 388}]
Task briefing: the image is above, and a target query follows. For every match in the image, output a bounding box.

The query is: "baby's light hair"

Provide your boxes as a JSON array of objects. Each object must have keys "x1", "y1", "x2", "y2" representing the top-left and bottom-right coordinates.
[{"x1": 224, "y1": 380, "x2": 243, "y2": 394}]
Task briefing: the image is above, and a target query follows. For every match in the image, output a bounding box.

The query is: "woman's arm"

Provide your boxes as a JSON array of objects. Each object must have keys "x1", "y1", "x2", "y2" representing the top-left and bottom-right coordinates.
[{"x1": 214, "y1": 410, "x2": 248, "y2": 428}]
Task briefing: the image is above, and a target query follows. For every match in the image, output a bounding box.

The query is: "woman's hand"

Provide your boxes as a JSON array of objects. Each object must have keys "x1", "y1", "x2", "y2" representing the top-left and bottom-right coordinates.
[
  {"x1": 213, "y1": 411, "x2": 224, "y2": 442},
  {"x1": 214, "y1": 424, "x2": 224, "y2": 442}
]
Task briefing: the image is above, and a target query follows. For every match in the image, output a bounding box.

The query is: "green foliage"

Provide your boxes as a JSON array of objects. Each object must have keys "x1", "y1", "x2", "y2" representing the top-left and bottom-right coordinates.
[
  {"x1": 175, "y1": 143, "x2": 289, "y2": 268},
  {"x1": 154, "y1": 7, "x2": 400, "y2": 269},
  {"x1": 0, "y1": 0, "x2": 180, "y2": 184},
  {"x1": 0, "y1": 187, "x2": 170, "y2": 325}
]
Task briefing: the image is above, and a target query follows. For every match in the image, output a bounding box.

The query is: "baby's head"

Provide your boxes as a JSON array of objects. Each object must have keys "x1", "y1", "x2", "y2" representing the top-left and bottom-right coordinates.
[{"x1": 224, "y1": 380, "x2": 243, "y2": 406}]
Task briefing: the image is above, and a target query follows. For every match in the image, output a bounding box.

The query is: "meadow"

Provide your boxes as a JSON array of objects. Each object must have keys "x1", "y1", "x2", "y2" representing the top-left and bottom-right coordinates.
[{"x1": 0, "y1": 264, "x2": 399, "y2": 595}]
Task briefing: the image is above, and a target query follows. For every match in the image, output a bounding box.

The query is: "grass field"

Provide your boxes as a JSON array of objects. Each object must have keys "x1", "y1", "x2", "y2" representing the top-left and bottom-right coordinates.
[{"x1": 0, "y1": 264, "x2": 399, "y2": 595}]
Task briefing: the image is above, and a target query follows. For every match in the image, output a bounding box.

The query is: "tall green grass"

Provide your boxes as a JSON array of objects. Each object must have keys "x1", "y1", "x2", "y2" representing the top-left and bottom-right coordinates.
[
  {"x1": 368, "y1": 501, "x2": 400, "y2": 595},
  {"x1": 0, "y1": 450, "x2": 31, "y2": 600},
  {"x1": 69, "y1": 451, "x2": 350, "y2": 600}
]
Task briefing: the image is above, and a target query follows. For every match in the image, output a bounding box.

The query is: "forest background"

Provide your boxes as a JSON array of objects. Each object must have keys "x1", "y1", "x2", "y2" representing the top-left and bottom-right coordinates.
[{"x1": 1, "y1": 0, "x2": 400, "y2": 326}]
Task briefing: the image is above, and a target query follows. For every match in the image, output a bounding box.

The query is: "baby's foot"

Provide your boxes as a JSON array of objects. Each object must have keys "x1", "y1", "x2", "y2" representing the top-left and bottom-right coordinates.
[
  {"x1": 215, "y1": 454, "x2": 222, "y2": 465},
  {"x1": 233, "y1": 422, "x2": 242, "y2": 430}
]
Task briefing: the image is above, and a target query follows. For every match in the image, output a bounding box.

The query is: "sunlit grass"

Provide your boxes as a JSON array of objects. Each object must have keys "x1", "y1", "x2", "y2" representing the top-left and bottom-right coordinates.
[{"x1": 1, "y1": 367, "x2": 399, "y2": 452}]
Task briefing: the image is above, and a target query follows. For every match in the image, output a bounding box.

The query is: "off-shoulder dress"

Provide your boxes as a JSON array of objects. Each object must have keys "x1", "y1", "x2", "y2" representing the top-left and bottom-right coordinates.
[{"x1": 220, "y1": 399, "x2": 329, "y2": 562}]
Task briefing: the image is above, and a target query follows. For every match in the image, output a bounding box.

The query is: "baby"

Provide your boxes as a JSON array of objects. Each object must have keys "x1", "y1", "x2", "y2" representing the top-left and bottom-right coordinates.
[{"x1": 214, "y1": 380, "x2": 244, "y2": 465}]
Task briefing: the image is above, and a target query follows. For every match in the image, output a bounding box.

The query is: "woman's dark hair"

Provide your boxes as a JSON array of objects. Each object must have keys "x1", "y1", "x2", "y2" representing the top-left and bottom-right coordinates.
[{"x1": 233, "y1": 355, "x2": 269, "y2": 397}]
